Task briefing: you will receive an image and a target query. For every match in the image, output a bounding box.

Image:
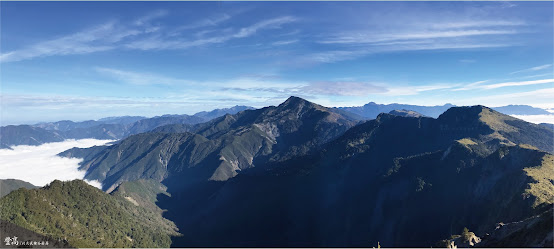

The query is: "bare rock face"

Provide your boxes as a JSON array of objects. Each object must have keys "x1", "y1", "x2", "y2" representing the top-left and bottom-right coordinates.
[
  {"x1": 447, "y1": 232, "x2": 482, "y2": 248},
  {"x1": 438, "y1": 208, "x2": 553, "y2": 248}
]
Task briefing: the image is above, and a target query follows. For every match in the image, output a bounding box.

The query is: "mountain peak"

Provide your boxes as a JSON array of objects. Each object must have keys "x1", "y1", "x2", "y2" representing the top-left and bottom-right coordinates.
[
  {"x1": 278, "y1": 96, "x2": 318, "y2": 110},
  {"x1": 439, "y1": 105, "x2": 492, "y2": 120},
  {"x1": 283, "y1": 96, "x2": 310, "y2": 104},
  {"x1": 437, "y1": 105, "x2": 523, "y2": 133}
]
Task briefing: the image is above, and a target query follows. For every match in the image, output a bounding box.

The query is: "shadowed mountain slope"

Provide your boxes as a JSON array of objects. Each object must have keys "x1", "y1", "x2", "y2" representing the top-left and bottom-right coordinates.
[
  {"x1": 63, "y1": 97, "x2": 358, "y2": 192},
  {"x1": 159, "y1": 105, "x2": 553, "y2": 247}
]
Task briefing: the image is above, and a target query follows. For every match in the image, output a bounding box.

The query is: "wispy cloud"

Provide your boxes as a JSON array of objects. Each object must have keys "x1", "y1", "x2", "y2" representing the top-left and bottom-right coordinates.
[
  {"x1": 271, "y1": 39, "x2": 299, "y2": 46},
  {"x1": 509, "y1": 64, "x2": 552, "y2": 74},
  {"x1": 175, "y1": 13, "x2": 231, "y2": 30},
  {"x1": 302, "y1": 81, "x2": 387, "y2": 96},
  {"x1": 1, "y1": 12, "x2": 297, "y2": 62},
  {"x1": 480, "y1": 78, "x2": 554, "y2": 89},
  {"x1": 0, "y1": 22, "x2": 130, "y2": 62},
  {"x1": 515, "y1": 73, "x2": 554, "y2": 80},
  {"x1": 453, "y1": 78, "x2": 554, "y2": 91},
  {"x1": 320, "y1": 29, "x2": 518, "y2": 44},
  {"x1": 126, "y1": 16, "x2": 297, "y2": 50},
  {"x1": 1, "y1": 10, "x2": 175, "y2": 63},
  {"x1": 95, "y1": 67, "x2": 196, "y2": 86},
  {"x1": 430, "y1": 20, "x2": 525, "y2": 29},
  {"x1": 384, "y1": 84, "x2": 456, "y2": 96},
  {"x1": 133, "y1": 9, "x2": 169, "y2": 26},
  {"x1": 295, "y1": 16, "x2": 527, "y2": 65},
  {"x1": 235, "y1": 16, "x2": 296, "y2": 38},
  {"x1": 293, "y1": 42, "x2": 511, "y2": 65}
]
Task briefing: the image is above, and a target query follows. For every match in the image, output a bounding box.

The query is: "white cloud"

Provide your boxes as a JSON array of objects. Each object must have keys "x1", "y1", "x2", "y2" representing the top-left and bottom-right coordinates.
[
  {"x1": 510, "y1": 114, "x2": 554, "y2": 124},
  {"x1": 509, "y1": 64, "x2": 552, "y2": 75},
  {"x1": 0, "y1": 139, "x2": 113, "y2": 188}
]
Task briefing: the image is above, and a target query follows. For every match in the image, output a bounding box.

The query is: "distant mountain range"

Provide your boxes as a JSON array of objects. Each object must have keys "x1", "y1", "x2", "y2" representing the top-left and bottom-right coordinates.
[
  {"x1": 1, "y1": 97, "x2": 552, "y2": 247},
  {"x1": 337, "y1": 103, "x2": 551, "y2": 119},
  {"x1": 2, "y1": 102, "x2": 551, "y2": 150},
  {"x1": 0, "y1": 106, "x2": 252, "y2": 149}
]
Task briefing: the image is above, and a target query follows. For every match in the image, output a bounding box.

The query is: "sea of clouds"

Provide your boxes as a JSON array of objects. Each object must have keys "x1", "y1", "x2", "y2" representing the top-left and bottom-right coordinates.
[
  {"x1": 0, "y1": 139, "x2": 114, "y2": 188},
  {"x1": 511, "y1": 114, "x2": 554, "y2": 125}
]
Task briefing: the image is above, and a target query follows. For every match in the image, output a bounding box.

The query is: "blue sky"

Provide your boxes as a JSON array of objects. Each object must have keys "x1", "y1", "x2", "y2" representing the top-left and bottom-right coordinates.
[{"x1": 1, "y1": 1, "x2": 553, "y2": 125}]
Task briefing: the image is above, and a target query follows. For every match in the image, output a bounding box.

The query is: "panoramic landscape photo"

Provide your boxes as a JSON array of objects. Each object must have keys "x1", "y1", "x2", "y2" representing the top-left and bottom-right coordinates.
[{"x1": 0, "y1": 1, "x2": 553, "y2": 248}]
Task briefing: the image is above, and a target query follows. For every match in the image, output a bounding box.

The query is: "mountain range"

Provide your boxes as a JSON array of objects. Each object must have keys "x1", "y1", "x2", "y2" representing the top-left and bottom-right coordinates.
[
  {"x1": 0, "y1": 106, "x2": 252, "y2": 149},
  {"x1": 1, "y1": 97, "x2": 552, "y2": 247},
  {"x1": 2, "y1": 102, "x2": 550, "y2": 150},
  {"x1": 337, "y1": 103, "x2": 551, "y2": 119}
]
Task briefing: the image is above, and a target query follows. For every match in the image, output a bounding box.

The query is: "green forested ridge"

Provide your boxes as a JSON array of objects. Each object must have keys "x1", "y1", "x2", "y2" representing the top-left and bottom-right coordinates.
[{"x1": 0, "y1": 180, "x2": 178, "y2": 248}]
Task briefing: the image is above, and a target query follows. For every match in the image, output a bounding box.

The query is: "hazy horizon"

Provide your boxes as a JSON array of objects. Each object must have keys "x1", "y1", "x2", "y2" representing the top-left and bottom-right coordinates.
[{"x1": 1, "y1": 98, "x2": 554, "y2": 126}]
